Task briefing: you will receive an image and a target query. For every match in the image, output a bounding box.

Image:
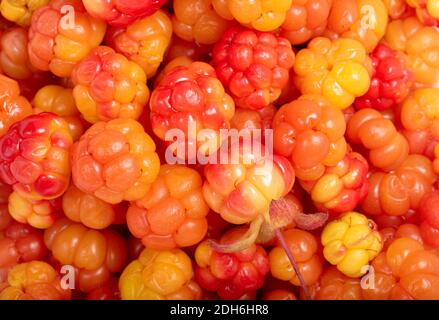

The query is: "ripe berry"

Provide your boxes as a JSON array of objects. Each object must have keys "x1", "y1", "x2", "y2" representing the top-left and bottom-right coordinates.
[
  {"x1": 0, "y1": 261, "x2": 71, "y2": 300},
  {"x1": 71, "y1": 118, "x2": 160, "y2": 204},
  {"x1": 355, "y1": 43, "x2": 413, "y2": 110},
  {"x1": 127, "y1": 164, "x2": 209, "y2": 250},
  {"x1": 0, "y1": 113, "x2": 73, "y2": 201},
  {"x1": 0, "y1": 74, "x2": 32, "y2": 137},
  {"x1": 44, "y1": 218, "x2": 127, "y2": 293},
  {"x1": 269, "y1": 228, "x2": 322, "y2": 286},
  {"x1": 195, "y1": 228, "x2": 270, "y2": 299},
  {"x1": 212, "y1": 27, "x2": 295, "y2": 110},
  {"x1": 106, "y1": 10, "x2": 172, "y2": 78},
  {"x1": 321, "y1": 211, "x2": 383, "y2": 277},
  {"x1": 150, "y1": 61, "x2": 235, "y2": 159},
  {"x1": 71, "y1": 46, "x2": 150, "y2": 123},
  {"x1": 119, "y1": 247, "x2": 202, "y2": 300},
  {"x1": 294, "y1": 37, "x2": 371, "y2": 110},
  {"x1": 28, "y1": 0, "x2": 106, "y2": 78}
]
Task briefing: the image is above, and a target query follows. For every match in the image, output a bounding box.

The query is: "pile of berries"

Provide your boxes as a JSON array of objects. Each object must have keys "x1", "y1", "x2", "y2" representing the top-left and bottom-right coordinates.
[{"x1": 1, "y1": 0, "x2": 439, "y2": 301}]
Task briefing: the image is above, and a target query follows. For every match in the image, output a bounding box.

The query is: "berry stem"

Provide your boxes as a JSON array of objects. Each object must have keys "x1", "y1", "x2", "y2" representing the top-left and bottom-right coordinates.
[
  {"x1": 209, "y1": 215, "x2": 264, "y2": 253},
  {"x1": 275, "y1": 228, "x2": 312, "y2": 300}
]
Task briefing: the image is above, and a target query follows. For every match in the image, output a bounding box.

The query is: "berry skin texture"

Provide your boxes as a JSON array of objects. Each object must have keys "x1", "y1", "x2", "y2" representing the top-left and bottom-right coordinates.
[
  {"x1": 280, "y1": 0, "x2": 332, "y2": 45},
  {"x1": 8, "y1": 191, "x2": 61, "y2": 229},
  {"x1": 308, "y1": 266, "x2": 363, "y2": 300},
  {"x1": 71, "y1": 46, "x2": 150, "y2": 124},
  {"x1": 0, "y1": 74, "x2": 32, "y2": 137},
  {"x1": 194, "y1": 228, "x2": 270, "y2": 299},
  {"x1": 62, "y1": 185, "x2": 120, "y2": 230},
  {"x1": 173, "y1": 0, "x2": 235, "y2": 45},
  {"x1": 325, "y1": 0, "x2": 389, "y2": 52},
  {"x1": 28, "y1": 0, "x2": 106, "y2": 78},
  {"x1": 203, "y1": 141, "x2": 294, "y2": 225},
  {"x1": 164, "y1": 36, "x2": 211, "y2": 65},
  {"x1": 0, "y1": 219, "x2": 47, "y2": 271},
  {"x1": 385, "y1": 17, "x2": 439, "y2": 87},
  {"x1": 44, "y1": 218, "x2": 127, "y2": 293},
  {"x1": 347, "y1": 108, "x2": 409, "y2": 171},
  {"x1": 212, "y1": 27, "x2": 295, "y2": 110},
  {"x1": 127, "y1": 164, "x2": 209, "y2": 250},
  {"x1": 273, "y1": 95, "x2": 347, "y2": 182},
  {"x1": 106, "y1": 10, "x2": 172, "y2": 78},
  {"x1": 217, "y1": 0, "x2": 293, "y2": 32},
  {"x1": 418, "y1": 191, "x2": 439, "y2": 247},
  {"x1": 119, "y1": 247, "x2": 202, "y2": 300},
  {"x1": 294, "y1": 37, "x2": 372, "y2": 110},
  {"x1": 0, "y1": 112, "x2": 73, "y2": 201},
  {"x1": 300, "y1": 151, "x2": 369, "y2": 214},
  {"x1": 0, "y1": 261, "x2": 70, "y2": 300},
  {"x1": 0, "y1": 0, "x2": 49, "y2": 26},
  {"x1": 406, "y1": 0, "x2": 439, "y2": 25},
  {"x1": 269, "y1": 228, "x2": 322, "y2": 286},
  {"x1": 0, "y1": 27, "x2": 35, "y2": 80},
  {"x1": 310, "y1": 266, "x2": 363, "y2": 300},
  {"x1": 33, "y1": 85, "x2": 84, "y2": 141},
  {"x1": 362, "y1": 155, "x2": 436, "y2": 217},
  {"x1": 150, "y1": 61, "x2": 235, "y2": 159},
  {"x1": 362, "y1": 238, "x2": 439, "y2": 300},
  {"x1": 82, "y1": 0, "x2": 166, "y2": 28},
  {"x1": 71, "y1": 118, "x2": 160, "y2": 205},
  {"x1": 355, "y1": 43, "x2": 413, "y2": 110},
  {"x1": 230, "y1": 104, "x2": 276, "y2": 140},
  {"x1": 400, "y1": 88, "x2": 439, "y2": 142},
  {"x1": 321, "y1": 211, "x2": 383, "y2": 277}
]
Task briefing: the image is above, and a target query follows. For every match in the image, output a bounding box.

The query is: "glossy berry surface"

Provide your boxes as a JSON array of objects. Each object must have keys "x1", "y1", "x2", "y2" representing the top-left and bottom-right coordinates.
[
  {"x1": 0, "y1": 112, "x2": 73, "y2": 200},
  {"x1": 300, "y1": 150, "x2": 369, "y2": 214},
  {"x1": 214, "y1": 0, "x2": 293, "y2": 32},
  {"x1": 71, "y1": 46, "x2": 149, "y2": 123},
  {"x1": 0, "y1": 261, "x2": 70, "y2": 300},
  {"x1": 203, "y1": 141, "x2": 294, "y2": 224},
  {"x1": 362, "y1": 237, "x2": 439, "y2": 299},
  {"x1": 294, "y1": 37, "x2": 371, "y2": 110},
  {"x1": 321, "y1": 211, "x2": 383, "y2": 277},
  {"x1": 385, "y1": 17, "x2": 439, "y2": 87},
  {"x1": 120, "y1": 247, "x2": 202, "y2": 300},
  {"x1": 325, "y1": 0, "x2": 389, "y2": 52},
  {"x1": 172, "y1": 0, "x2": 235, "y2": 45},
  {"x1": 347, "y1": 108, "x2": 409, "y2": 171},
  {"x1": 308, "y1": 266, "x2": 363, "y2": 300},
  {"x1": 0, "y1": 27, "x2": 36, "y2": 80},
  {"x1": 355, "y1": 43, "x2": 413, "y2": 110},
  {"x1": 150, "y1": 61, "x2": 235, "y2": 159},
  {"x1": 0, "y1": 74, "x2": 32, "y2": 137},
  {"x1": 8, "y1": 191, "x2": 62, "y2": 229},
  {"x1": 28, "y1": 0, "x2": 106, "y2": 78},
  {"x1": 361, "y1": 155, "x2": 436, "y2": 217},
  {"x1": 127, "y1": 164, "x2": 209, "y2": 250},
  {"x1": 62, "y1": 185, "x2": 123, "y2": 230},
  {"x1": 82, "y1": 0, "x2": 166, "y2": 27},
  {"x1": 280, "y1": 0, "x2": 332, "y2": 45},
  {"x1": 71, "y1": 119, "x2": 160, "y2": 204},
  {"x1": 44, "y1": 218, "x2": 127, "y2": 292},
  {"x1": 0, "y1": 0, "x2": 49, "y2": 26},
  {"x1": 418, "y1": 190, "x2": 439, "y2": 247},
  {"x1": 273, "y1": 95, "x2": 347, "y2": 182},
  {"x1": 212, "y1": 27, "x2": 295, "y2": 110},
  {"x1": 195, "y1": 228, "x2": 270, "y2": 299},
  {"x1": 106, "y1": 10, "x2": 172, "y2": 78},
  {"x1": 269, "y1": 228, "x2": 322, "y2": 286},
  {"x1": 0, "y1": 218, "x2": 47, "y2": 270}
]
